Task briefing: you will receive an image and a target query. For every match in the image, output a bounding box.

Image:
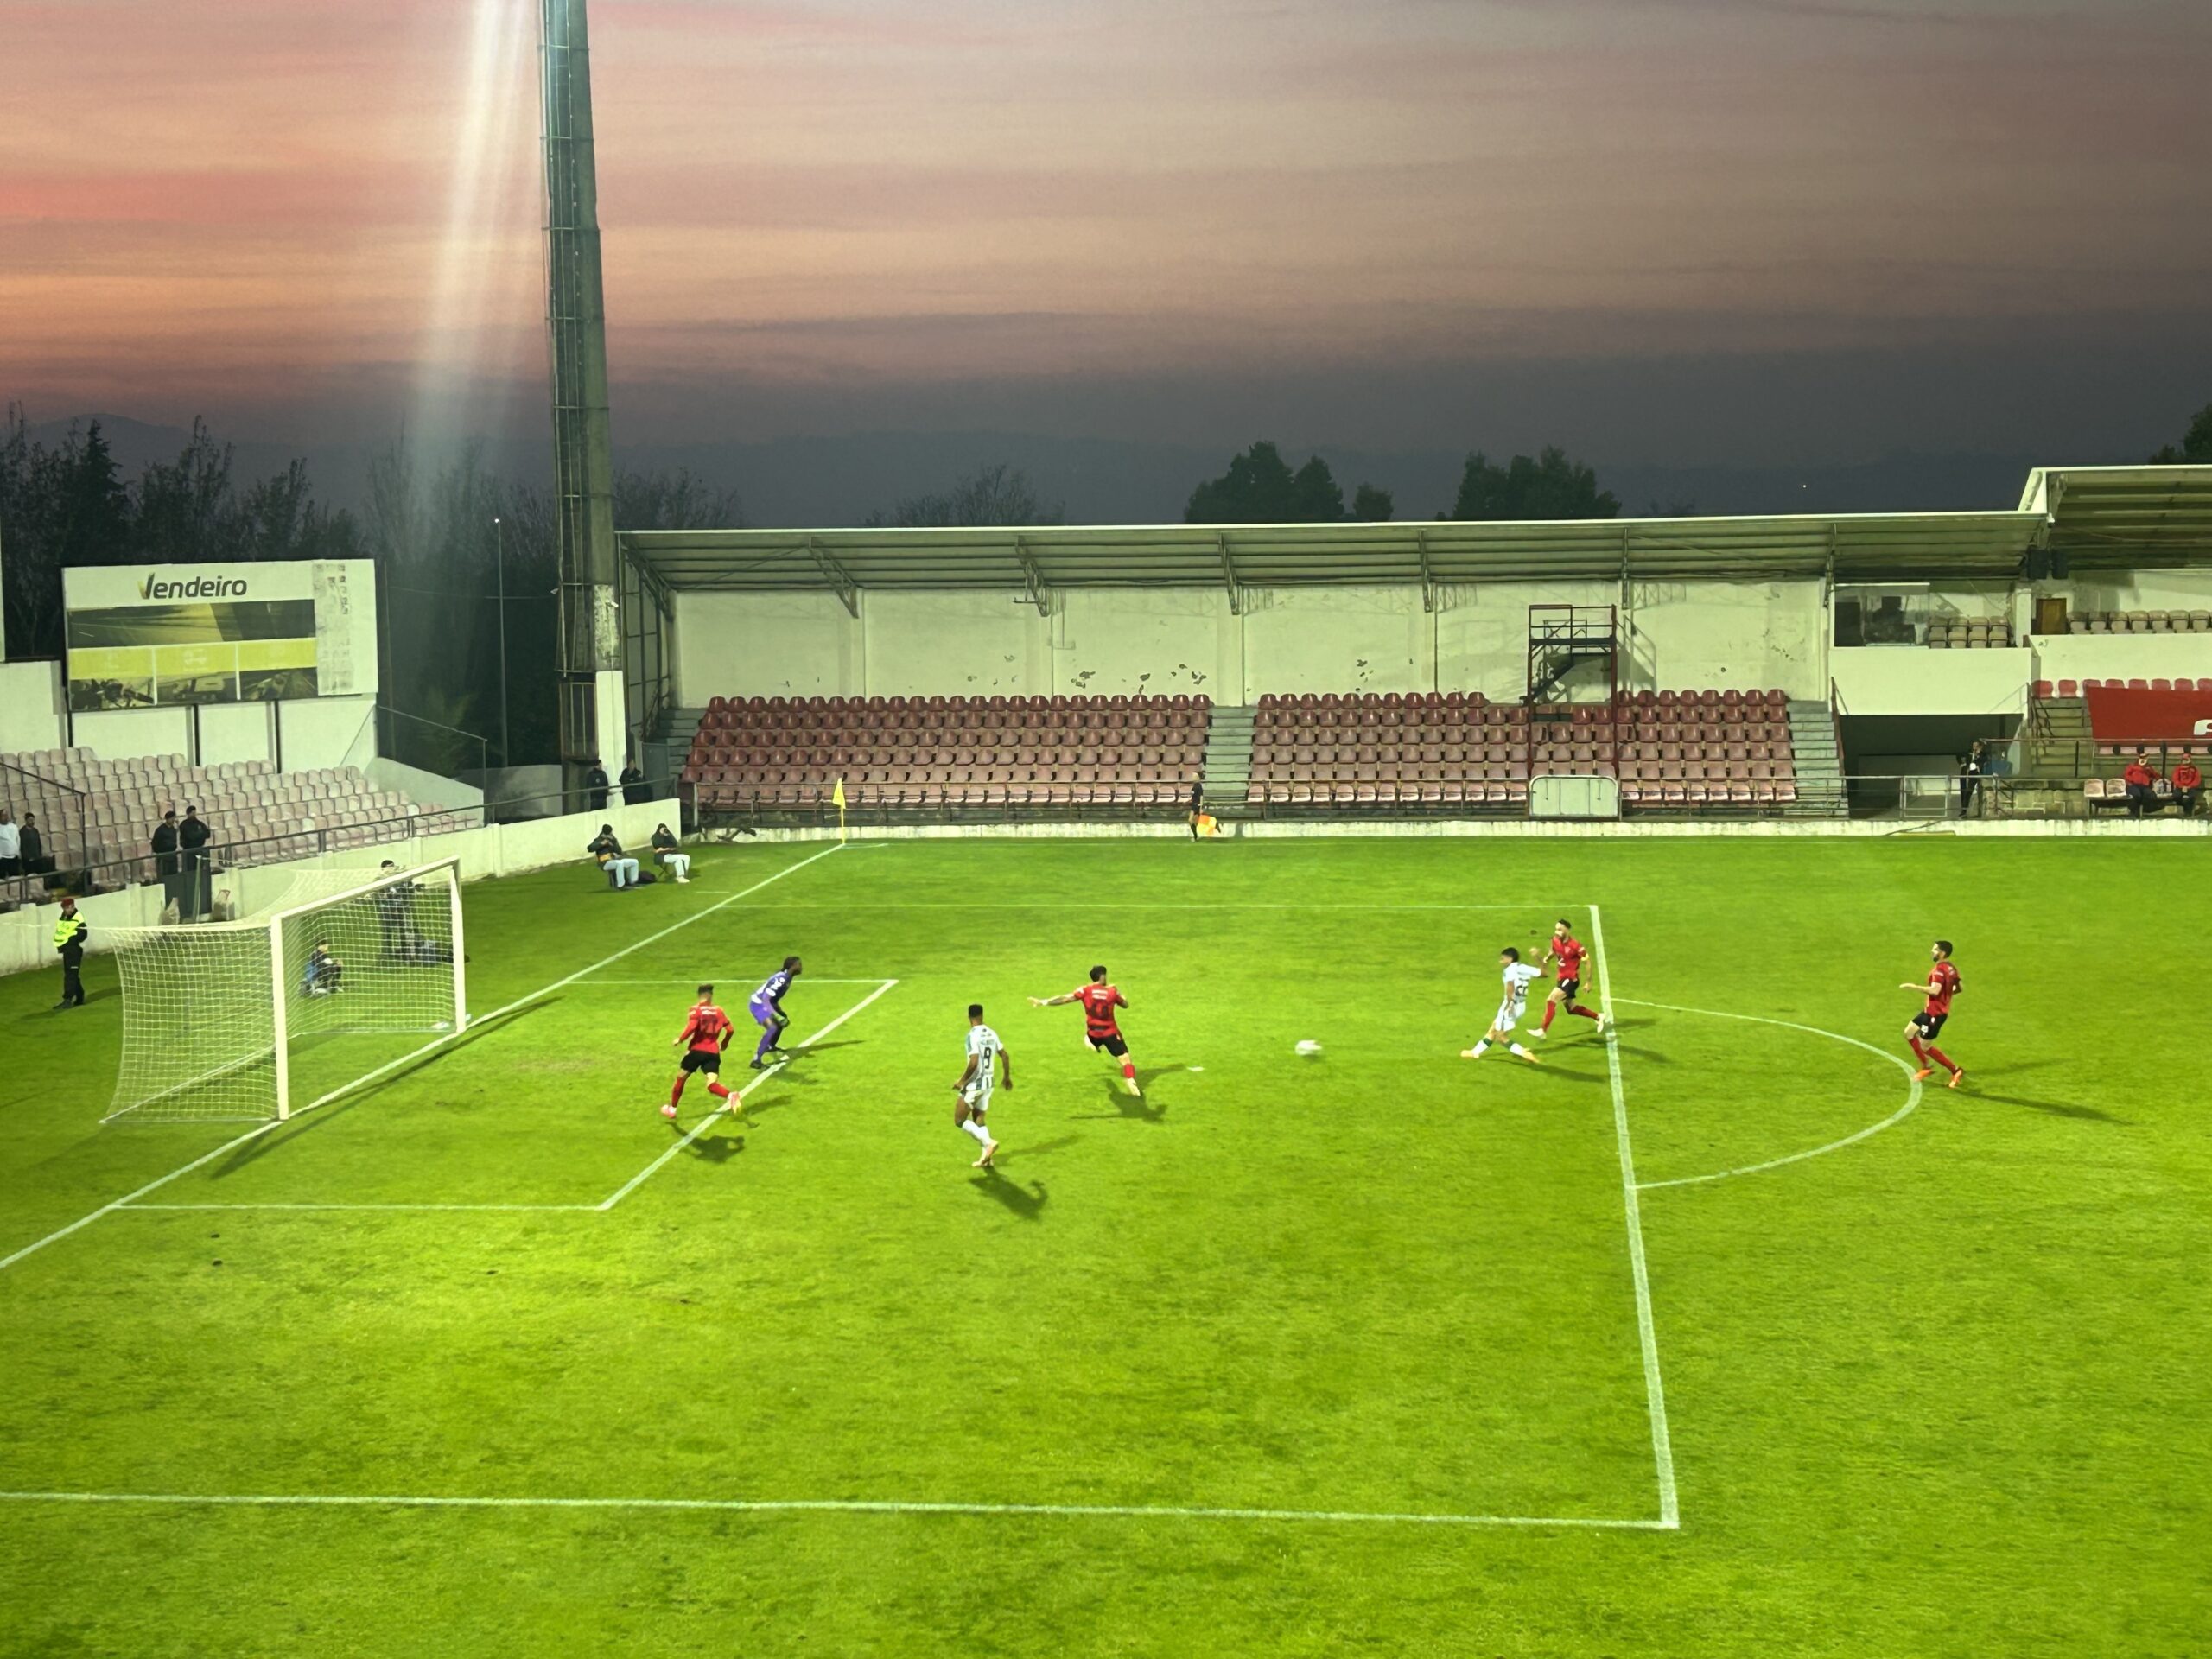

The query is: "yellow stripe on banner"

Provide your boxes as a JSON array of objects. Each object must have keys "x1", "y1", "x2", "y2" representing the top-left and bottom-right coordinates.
[
  {"x1": 235, "y1": 637, "x2": 317, "y2": 671},
  {"x1": 68, "y1": 646, "x2": 156, "y2": 680}
]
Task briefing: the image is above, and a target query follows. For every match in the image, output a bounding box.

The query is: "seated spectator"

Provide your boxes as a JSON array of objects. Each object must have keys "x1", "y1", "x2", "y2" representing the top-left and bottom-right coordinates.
[
  {"x1": 650, "y1": 823, "x2": 691, "y2": 883},
  {"x1": 2122, "y1": 752, "x2": 2160, "y2": 817},
  {"x1": 588, "y1": 825, "x2": 641, "y2": 889},
  {"x1": 301, "y1": 941, "x2": 344, "y2": 997},
  {"x1": 2173, "y1": 757, "x2": 2202, "y2": 817}
]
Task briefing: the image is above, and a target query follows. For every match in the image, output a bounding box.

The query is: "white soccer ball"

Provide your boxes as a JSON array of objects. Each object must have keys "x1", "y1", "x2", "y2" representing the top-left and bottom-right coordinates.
[{"x1": 1294, "y1": 1039, "x2": 1323, "y2": 1057}]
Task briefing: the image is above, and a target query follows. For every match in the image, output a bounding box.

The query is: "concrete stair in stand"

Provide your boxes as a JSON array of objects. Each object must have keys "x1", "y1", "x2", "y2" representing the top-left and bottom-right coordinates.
[
  {"x1": 1201, "y1": 706, "x2": 1256, "y2": 815},
  {"x1": 1784, "y1": 701, "x2": 1847, "y2": 817}
]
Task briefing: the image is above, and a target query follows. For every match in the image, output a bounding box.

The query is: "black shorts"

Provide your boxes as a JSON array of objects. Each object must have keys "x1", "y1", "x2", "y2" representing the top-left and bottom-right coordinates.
[
  {"x1": 680, "y1": 1048, "x2": 724, "y2": 1074},
  {"x1": 1557, "y1": 977, "x2": 1581, "y2": 1001},
  {"x1": 1087, "y1": 1033, "x2": 1129, "y2": 1058},
  {"x1": 1911, "y1": 1011, "x2": 1948, "y2": 1041}
]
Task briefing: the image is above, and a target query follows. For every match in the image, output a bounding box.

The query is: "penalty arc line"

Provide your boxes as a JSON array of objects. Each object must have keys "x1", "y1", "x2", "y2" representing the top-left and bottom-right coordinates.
[
  {"x1": 1616, "y1": 996, "x2": 1925, "y2": 1192},
  {"x1": 0, "y1": 1489, "x2": 1673, "y2": 1529},
  {"x1": 0, "y1": 844, "x2": 849, "y2": 1276},
  {"x1": 1588, "y1": 903, "x2": 1681, "y2": 1532},
  {"x1": 596, "y1": 977, "x2": 900, "y2": 1211}
]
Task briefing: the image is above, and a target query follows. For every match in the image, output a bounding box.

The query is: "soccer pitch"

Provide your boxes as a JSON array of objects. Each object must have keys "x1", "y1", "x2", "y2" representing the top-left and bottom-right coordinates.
[{"x1": 3, "y1": 836, "x2": 2208, "y2": 1656}]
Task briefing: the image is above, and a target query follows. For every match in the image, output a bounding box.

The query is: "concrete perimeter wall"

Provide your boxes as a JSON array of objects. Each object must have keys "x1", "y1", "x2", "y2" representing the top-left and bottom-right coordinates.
[
  {"x1": 674, "y1": 579, "x2": 1832, "y2": 706},
  {"x1": 0, "y1": 798, "x2": 664, "y2": 979}
]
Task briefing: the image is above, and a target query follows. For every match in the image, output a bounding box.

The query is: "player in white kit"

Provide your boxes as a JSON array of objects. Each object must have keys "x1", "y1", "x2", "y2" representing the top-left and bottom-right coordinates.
[
  {"x1": 1460, "y1": 947, "x2": 1546, "y2": 1065},
  {"x1": 953, "y1": 1002, "x2": 1013, "y2": 1167}
]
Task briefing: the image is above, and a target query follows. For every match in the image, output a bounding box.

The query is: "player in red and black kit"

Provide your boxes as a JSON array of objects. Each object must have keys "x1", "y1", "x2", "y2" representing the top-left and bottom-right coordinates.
[
  {"x1": 664, "y1": 982, "x2": 737, "y2": 1120},
  {"x1": 1900, "y1": 940, "x2": 1965, "y2": 1089},
  {"x1": 1030, "y1": 963, "x2": 1141, "y2": 1096},
  {"x1": 1538, "y1": 917, "x2": 1605, "y2": 1039}
]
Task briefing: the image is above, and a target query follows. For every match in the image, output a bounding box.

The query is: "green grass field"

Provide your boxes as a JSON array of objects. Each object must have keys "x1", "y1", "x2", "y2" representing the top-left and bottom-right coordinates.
[{"x1": 3, "y1": 835, "x2": 2208, "y2": 1656}]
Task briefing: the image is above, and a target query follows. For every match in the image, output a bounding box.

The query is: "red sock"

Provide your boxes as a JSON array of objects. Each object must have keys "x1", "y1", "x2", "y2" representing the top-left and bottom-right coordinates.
[
  {"x1": 706, "y1": 1080, "x2": 731, "y2": 1099},
  {"x1": 670, "y1": 1074, "x2": 689, "y2": 1107},
  {"x1": 1908, "y1": 1037, "x2": 1929, "y2": 1065},
  {"x1": 1541, "y1": 1001, "x2": 1558, "y2": 1032},
  {"x1": 1571, "y1": 1004, "x2": 1599, "y2": 1021},
  {"x1": 1122, "y1": 1061, "x2": 1136, "y2": 1082},
  {"x1": 1926, "y1": 1046, "x2": 1956, "y2": 1072}
]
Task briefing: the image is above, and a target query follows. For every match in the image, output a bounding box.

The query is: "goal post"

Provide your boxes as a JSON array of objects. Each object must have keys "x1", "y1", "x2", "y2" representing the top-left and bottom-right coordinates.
[{"x1": 105, "y1": 858, "x2": 467, "y2": 1124}]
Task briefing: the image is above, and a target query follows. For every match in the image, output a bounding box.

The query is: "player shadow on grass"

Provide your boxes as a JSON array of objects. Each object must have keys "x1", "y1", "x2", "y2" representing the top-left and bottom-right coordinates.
[
  {"x1": 203, "y1": 1000, "x2": 552, "y2": 1177},
  {"x1": 677, "y1": 1126, "x2": 744, "y2": 1162},
  {"x1": 1966, "y1": 1089, "x2": 2127, "y2": 1124},
  {"x1": 970, "y1": 1171, "x2": 1048, "y2": 1220},
  {"x1": 1071, "y1": 1070, "x2": 1170, "y2": 1121}
]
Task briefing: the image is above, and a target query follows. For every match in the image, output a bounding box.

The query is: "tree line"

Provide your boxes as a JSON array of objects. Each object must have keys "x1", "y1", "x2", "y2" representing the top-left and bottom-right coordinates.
[{"x1": 0, "y1": 408, "x2": 739, "y2": 769}]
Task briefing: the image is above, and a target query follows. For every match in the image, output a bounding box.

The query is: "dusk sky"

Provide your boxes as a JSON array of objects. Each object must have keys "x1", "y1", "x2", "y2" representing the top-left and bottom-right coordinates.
[{"x1": 7, "y1": 0, "x2": 2210, "y2": 482}]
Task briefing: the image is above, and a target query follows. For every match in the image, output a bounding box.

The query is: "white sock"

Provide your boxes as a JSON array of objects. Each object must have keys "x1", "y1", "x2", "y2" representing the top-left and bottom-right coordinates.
[
  {"x1": 1471, "y1": 1039, "x2": 1491, "y2": 1057},
  {"x1": 963, "y1": 1119, "x2": 993, "y2": 1146},
  {"x1": 1509, "y1": 1043, "x2": 1530, "y2": 1058}
]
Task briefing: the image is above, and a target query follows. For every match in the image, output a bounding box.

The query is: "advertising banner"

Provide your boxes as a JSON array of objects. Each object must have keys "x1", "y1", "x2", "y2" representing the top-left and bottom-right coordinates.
[
  {"x1": 62, "y1": 560, "x2": 373, "y2": 713},
  {"x1": 2084, "y1": 683, "x2": 2212, "y2": 742}
]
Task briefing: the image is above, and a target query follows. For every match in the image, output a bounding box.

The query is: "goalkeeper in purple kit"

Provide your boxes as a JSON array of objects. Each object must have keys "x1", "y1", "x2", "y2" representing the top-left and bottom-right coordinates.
[{"x1": 748, "y1": 956, "x2": 803, "y2": 1070}]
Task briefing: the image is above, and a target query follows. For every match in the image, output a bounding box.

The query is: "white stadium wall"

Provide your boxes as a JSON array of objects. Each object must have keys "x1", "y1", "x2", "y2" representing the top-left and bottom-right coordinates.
[
  {"x1": 669, "y1": 577, "x2": 1836, "y2": 706},
  {"x1": 1051, "y1": 588, "x2": 1237, "y2": 701},
  {"x1": 0, "y1": 659, "x2": 69, "y2": 754}
]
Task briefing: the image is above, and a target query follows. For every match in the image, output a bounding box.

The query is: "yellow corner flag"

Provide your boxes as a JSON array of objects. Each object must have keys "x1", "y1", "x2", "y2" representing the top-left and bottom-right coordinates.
[{"x1": 832, "y1": 776, "x2": 848, "y2": 841}]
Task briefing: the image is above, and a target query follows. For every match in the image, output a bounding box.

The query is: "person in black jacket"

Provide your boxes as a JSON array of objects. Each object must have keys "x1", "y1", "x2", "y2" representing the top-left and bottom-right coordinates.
[
  {"x1": 151, "y1": 810, "x2": 181, "y2": 877},
  {"x1": 619, "y1": 761, "x2": 647, "y2": 804},
  {"x1": 18, "y1": 814, "x2": 47, "y2": 876},
  {"x1": 586, "y1": 760, "x2": 610, "y2": 813},
  {"x1": 178, "y1": 805, "x2": 211, "y2": 868},
  {"x1": 54, "y1": 894, "x2": 88, "y2": 1009}
]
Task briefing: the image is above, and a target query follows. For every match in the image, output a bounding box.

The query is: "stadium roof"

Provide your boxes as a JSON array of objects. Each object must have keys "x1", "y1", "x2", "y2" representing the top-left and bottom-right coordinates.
[
  {"x1": 2020, "y1": 465, "x2": 2212, "y2": 559},
  {"x1": 621, "y1": 465, "x2": 2212, "y2": 607}
]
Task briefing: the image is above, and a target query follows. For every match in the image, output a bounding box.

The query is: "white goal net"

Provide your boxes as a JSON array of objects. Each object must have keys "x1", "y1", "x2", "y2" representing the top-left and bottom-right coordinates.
[{"x1": 105, "y1": 859, "x2": 467, "y2": 1123}]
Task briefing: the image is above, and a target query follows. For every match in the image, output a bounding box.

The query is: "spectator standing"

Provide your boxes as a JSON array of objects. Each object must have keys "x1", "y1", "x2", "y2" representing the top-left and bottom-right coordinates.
[
  {"x1": 19, "y1": 814, "x2": 46, "y2": 875},
  {"x1": 179, "y1": 804, "x2": 212, "y2": 869},
  {"x1": 0, "y1": 810, "x2": 18, "y2": 878},
  {"x1": 151, "y1": 809, "x2": 181, "y2": 876},
  {"x1": 53, "y1": 893, "x2": 88, "y2": 1009},
  {"x1": 1958, "y1": 740, "x2": 1986, "y2": 818},
  {"x1": 650, "y1": 823, "x2": 690, "y2": 883},
  {"x1": 588, "y1": 824, "x2": 641, "y2": 889},
  {"x1": 2173, "y1": 757, "x2": 2202, "y2": 817},
  {"x1": 2122, "y1": 752, "x2": 2159, "y2": 817},
  {"x1": 586, "y1": 759, "x2": 610, "y2": 813},
  {"x1": 620, "y1": 760, "x2": 647, "y2": 804}
]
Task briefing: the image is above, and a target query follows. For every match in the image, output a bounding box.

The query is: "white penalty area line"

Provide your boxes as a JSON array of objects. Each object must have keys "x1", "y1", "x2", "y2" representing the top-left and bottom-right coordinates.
[
  {"x1": 0, "y1": 846, "x2": 850, "y2": 1275},
  {"x1": 0, "y1": 1489, "x2": 1675, "y2": 1530},
  {"x1": 1616, "y1": 997, "x2": 1925, "y2": 1192},
  {"x1": 1587, "y1": 904, "x2": 1681, "y2": 1533},
  {"x1": 568, "y1": 977, "x2": 891, "y2": 986},
  {"x1": 594, "y1": 977, "x2": 900, "y2": 1211},
  {"x1": 116, "y1": 980, "x2": 904, "y2": 1219},
  {"x1": 718, "y1": 902, "x2": 1576, "y2": 910}
]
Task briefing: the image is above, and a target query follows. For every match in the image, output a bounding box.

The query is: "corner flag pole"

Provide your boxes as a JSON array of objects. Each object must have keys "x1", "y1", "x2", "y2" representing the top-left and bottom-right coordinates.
[{"x1": 833, "y1": 776, "x2": 848, "y2": 842}]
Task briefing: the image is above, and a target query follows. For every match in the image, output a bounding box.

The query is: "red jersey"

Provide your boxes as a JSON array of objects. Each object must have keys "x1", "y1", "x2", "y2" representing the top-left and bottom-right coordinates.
[
  {"x1": 1923, "y1": 963, "x2": 1960, "y2": 1016},
  {"x1": 1077, "y1": 982, "x2": 1127, "y2": 1039},
  {"x1": 1551, "y1": 937, "x2": 1587, "y2": 981},
  {"x1": 677, "y1": 1001, "x2": 734, "y2": 1055}
]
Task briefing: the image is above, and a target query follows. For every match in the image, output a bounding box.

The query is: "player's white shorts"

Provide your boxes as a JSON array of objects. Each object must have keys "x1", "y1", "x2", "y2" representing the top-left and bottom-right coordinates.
[
  {"x1": 1492, "y1": 1000, "x2": 1526, "y2": 1033},
  {"x1": 961, "y1": 1078, "x2": 995, "y2": 1113}
]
